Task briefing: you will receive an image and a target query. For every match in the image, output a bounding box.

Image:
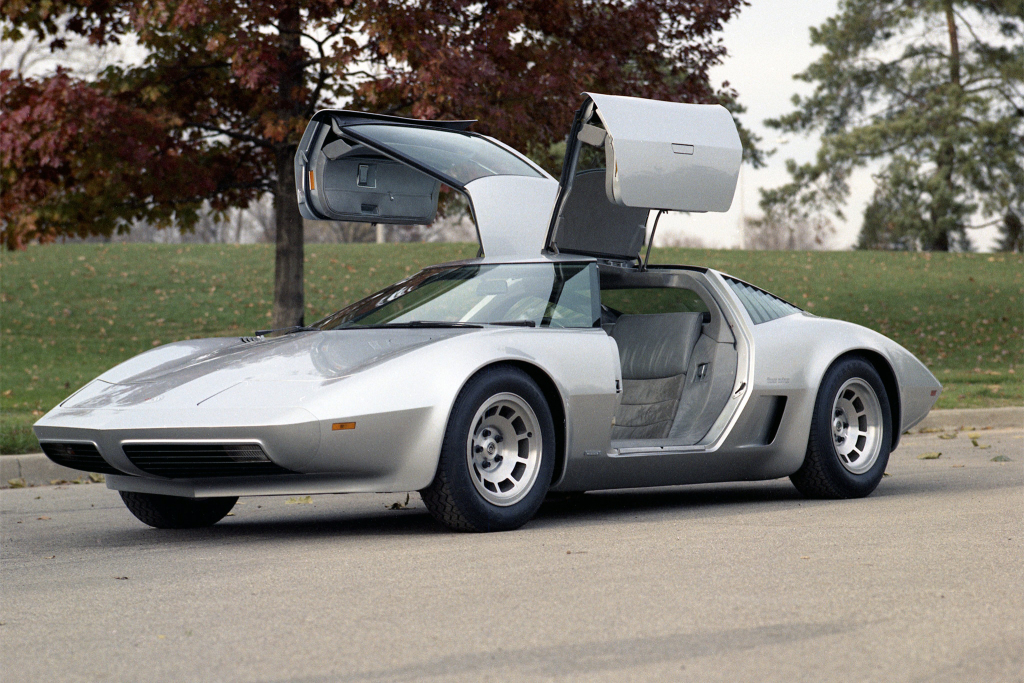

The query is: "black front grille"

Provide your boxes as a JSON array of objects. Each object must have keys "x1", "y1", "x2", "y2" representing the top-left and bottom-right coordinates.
[
  {"x1": 40, "y1": 442, "x2": 123, "y2": 475},
  {"x1": 121, "y1": 443, "x2": 293, "y2": 478}
]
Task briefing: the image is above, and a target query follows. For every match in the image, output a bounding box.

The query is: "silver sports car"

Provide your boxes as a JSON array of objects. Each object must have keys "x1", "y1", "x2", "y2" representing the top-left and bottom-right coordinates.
[{"x1": 35, "y1": 93, "x2": 941, "y2": 532}]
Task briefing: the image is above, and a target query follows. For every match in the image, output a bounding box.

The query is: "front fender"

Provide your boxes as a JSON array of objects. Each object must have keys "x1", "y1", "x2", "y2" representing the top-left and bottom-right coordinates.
[{"x1": 295, "y1": 327, "x2": 620, "y2": 490}]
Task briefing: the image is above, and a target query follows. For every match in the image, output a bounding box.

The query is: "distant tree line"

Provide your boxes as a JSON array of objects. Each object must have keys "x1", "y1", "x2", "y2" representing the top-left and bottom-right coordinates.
[{"x1": 762, "y1": 0, "x2": 1023, "y2": 253}]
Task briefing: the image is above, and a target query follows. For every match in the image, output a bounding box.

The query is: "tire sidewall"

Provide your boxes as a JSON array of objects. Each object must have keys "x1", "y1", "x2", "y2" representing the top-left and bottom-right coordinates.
[
  {"x1": 811, "y1": 357, "x2": 892, "y2": 497},
  {"x1": 436, "y1": 366, "x2": 556, "y2": 531}
]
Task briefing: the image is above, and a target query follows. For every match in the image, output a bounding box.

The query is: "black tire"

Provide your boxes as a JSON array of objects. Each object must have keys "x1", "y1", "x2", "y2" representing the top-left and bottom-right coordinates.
[
  {"x1": 421, "y1": 366, "x2": 556, "y2": 532},
  {"x1": 119, "y1": 491, "x2": 237, "y2": 529},
  {"x1": 791, "y1": 357, "x2": 892, "y2": 499}
]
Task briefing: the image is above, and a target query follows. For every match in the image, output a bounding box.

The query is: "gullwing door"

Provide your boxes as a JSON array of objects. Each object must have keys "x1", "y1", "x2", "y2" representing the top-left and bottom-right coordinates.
[
  {"x1": 294, "y1": 110, "x2": 548, "y2": 230},
  {"x1": 547, "y1": 93, "x2": 743, "y2": 260}
]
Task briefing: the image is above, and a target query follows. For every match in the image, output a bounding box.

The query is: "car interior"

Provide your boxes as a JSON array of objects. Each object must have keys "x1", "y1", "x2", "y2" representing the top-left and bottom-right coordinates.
[{"x1": 598, "y1": 266, "x2": 739, "y2": 448}]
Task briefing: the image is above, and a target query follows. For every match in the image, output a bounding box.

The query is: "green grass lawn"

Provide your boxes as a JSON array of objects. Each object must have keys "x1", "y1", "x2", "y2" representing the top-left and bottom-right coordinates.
[{"x1": 2, "y1": 244, "x2": 1021, "y2": 453}]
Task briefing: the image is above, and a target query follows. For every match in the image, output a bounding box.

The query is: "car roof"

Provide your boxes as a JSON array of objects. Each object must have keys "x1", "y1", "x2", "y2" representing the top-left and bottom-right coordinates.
[{"x1": 423, "y1": 253, "x2": 601, "y2": 269}]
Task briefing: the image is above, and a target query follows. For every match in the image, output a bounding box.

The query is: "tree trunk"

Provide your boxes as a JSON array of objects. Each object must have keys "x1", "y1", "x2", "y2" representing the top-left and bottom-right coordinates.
[
  {"x1": 270, "y1": 5, "x2": 306, "y2": 328},
  {"x1": 272, "y1": 149, "x2": 304, "y2": 327},
  {"x1": 927, "y1": 0, "x2": 962, "y2": 252}
]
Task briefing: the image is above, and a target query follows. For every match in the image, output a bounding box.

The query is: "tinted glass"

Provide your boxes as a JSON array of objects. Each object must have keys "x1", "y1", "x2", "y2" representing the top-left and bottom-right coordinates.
[
  {"x1": 317, "y1": 263, "x2": 599, "y2": 329},
  {"x1": 723, "y1": 277, "x2": 801, "y2": 324},
  {"x1": 601, "y1": 287, "x2": 709, "y2": 315},
  {"x1": 345, "y1": 125, "x2": 543, "y2": 185}
]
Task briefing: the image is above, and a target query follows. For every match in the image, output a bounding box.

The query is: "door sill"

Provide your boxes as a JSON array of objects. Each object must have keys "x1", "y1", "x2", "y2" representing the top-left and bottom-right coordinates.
[{"x1": 608, "y1": 444, "x2": 707, "y2": 457}]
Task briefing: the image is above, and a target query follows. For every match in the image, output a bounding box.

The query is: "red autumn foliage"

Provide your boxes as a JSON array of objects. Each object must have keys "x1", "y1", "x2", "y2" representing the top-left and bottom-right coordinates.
[
  {"x1": 0, "y1": 68, "x2": 228, "y2": 249},
  {"x1": 357, "y1": 0, "x2": 747, "y2": 157},
  {"x1": 2, "y1": 0, "x2": 751, "y2": 321}
]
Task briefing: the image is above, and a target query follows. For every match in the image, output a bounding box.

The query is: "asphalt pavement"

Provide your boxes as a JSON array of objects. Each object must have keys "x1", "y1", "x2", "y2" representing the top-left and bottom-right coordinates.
[{"x1": 2, "y1": 427, "x2": 1021, "y2": 682}]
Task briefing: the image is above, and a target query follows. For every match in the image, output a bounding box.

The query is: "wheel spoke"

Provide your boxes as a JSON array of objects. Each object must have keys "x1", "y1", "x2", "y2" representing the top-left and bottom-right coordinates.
[
  {"x1": 829, "y1": 378, "x2": 883, "y2": 475},
  {"x1": 466, "y1": 393, "x2": 543, "y2": 507}
]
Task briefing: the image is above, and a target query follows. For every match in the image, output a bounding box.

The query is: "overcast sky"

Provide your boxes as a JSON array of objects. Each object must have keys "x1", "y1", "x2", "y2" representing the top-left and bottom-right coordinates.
[{"x1": 657, "y1": 0, "x2": 1001, "y2": 251}]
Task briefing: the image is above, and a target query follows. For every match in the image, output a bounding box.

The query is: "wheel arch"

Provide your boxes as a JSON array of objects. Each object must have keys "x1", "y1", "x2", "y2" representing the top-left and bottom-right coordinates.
[
  {"x1": 828, "y1": 349, "x2": 902, "y2": 451},
  {"x1": 455, "y1": 360, "x2": 568, "y2": 487}
]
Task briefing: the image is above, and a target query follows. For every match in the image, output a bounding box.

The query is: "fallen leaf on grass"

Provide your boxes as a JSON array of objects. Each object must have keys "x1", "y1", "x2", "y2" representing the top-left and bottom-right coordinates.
[
  {"x1": 967, "y1": 432, "x2": 981, "y2": 439},
  {"x1": 951, "y1": 464, "x2": 964, "y2": 468},
  {"x1": 36, "y1": 516, "x2": 51, "y2": 520},
  {"x1": 285, "y1": 496, "x2": 313, "y2": 505},
  {"x1": 882, "y1": 472, "x2": 892, "y2": 477},
  {"x1": 938, "y1": 433, "x2": 957, "y2": 440},
  {"x1": 387, "y1": 493, "x2": 411, "y2": 510},
  {"x1": 800, "y1": 556, "x2": 810, "y2": 560},
  {"x1": 113, "y1": 576, "x2": 129, "y2": 580},
  {"x1": 44, "y1": 555, "x2": 55, "y2": 559},
  {"x1": 991, "y1": 455, "x2": 1012, "y2": 462},
  {"x1": 88, "y1": 473, "x2": 105, "y2": 483},
  {"x1": 918, "y1": 427, "x2": 943, "y2": 434},
  {"x1": 7, "y1": 478, "x2": 25, "y2": 488},
  {"x1": 49, "y1": 479, "x2": 68, "y2": 485},
  {"x1": 917, "y1": 452, "x2": 942, "y2": 460},
  {"x1": 225, "y1": 512, "x2": 235, "y2": 516}
]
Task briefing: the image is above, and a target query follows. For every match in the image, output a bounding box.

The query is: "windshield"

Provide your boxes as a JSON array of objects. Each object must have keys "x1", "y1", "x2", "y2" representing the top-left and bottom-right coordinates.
[
  {"x1": 315, "y1": 263, "x2": 600, "y2": 330},
  {"x1": 344, "y1": 124, "x2": 543, "y2": 186}
]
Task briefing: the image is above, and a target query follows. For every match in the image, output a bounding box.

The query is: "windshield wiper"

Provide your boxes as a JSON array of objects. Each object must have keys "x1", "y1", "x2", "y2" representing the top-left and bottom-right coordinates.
[
  {"x1": 488, "y1": 321, "x2": 536, "y2": 327},
  {"x1": 253, "y1": 325, "x2": 318, "y2": 336},
  {"x1": 374, "y1": 321, "x2": 482, "y2": 329}
]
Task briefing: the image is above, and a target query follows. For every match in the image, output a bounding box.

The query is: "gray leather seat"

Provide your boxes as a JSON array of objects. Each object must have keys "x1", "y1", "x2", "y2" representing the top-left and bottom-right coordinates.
[{"x1": 610, "y1": 312, "x2": 705, "y2": 440}]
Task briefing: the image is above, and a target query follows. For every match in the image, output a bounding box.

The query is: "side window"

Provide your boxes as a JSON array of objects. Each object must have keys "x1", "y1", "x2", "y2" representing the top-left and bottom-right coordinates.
[
  {"x1": 547, "y1": 263, "x2": 600, "y2": 328},
  {"x1": 601, "y1": 287, "x2": 710, "y2": 316}
]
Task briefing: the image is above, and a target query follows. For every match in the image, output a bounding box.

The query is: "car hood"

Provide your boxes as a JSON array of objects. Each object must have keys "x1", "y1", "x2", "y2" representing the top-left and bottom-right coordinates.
[{"x1": 62, "y1": 329, "x2": 469, "y2": 410}]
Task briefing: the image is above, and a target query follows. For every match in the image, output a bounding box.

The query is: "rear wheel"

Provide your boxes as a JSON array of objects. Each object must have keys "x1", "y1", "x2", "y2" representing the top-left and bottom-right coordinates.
[
  {"x1": 791, "y1": 357, "x2": 891, "y2": 499},
  {"x1": 120, "y1": 491, "x2": 237, "y2": 529},
  {"x1": 421, "y1": 366, "x2": 555, "y2": 532}
]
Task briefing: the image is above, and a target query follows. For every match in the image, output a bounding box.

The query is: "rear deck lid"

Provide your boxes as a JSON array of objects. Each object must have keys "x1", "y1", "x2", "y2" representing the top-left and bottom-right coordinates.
[{"x1": 546, "y1": 93, "x2": 743, "y2": 260}]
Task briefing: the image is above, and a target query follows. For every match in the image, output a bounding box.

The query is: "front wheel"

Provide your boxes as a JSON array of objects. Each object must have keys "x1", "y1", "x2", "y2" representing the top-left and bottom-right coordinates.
[
  {"x1": 790, "y1": 357, "x2": 892, "y2": 499},
  {"x1": 421, "y1": 366, "x2": 555, "y2": 532},
  {"x1": 120, "y1": 491, "x2": 237, "y2": 529}
]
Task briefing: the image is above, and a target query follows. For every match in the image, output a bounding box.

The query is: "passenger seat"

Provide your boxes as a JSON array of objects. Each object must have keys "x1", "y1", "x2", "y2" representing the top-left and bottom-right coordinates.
[{"x1": 610, "y1": 313, "x2": 705, "y2": 440}]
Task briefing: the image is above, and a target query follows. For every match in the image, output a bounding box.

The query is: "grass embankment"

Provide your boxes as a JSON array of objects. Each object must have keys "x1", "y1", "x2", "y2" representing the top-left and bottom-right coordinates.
[{"x1": 2, "y1": 244, "x2": 1020, "y2": 454}]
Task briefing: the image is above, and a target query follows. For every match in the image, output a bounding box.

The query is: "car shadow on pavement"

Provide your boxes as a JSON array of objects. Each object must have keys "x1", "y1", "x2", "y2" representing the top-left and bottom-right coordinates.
[
  {"x1": 81, "y1": 463, "x2": 1021, "y2": 548},
  {"x1": 536, "y1": 480, "x2": 805, "y2": 522},
  {"x1": 98, "y1": 481, "x2": 810, "y2": 548}
]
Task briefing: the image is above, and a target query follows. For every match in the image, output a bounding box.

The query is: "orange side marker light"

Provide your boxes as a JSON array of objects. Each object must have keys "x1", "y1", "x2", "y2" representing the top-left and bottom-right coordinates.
[
  {"x1": 332, "y1": 422, "x2": 356, "y2": 431},
  {"x1": 309, "y1": 170, "x2": 316, "y2": 191}
]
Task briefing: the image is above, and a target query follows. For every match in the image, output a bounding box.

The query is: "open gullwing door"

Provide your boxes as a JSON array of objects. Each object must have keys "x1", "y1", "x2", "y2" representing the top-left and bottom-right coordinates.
[
  {"x1": 546, "y1": 93, "x2": 743, "y2": 260},
  {"x1": 294, "y1": 110, "x2": 557, "y2": 257}
]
